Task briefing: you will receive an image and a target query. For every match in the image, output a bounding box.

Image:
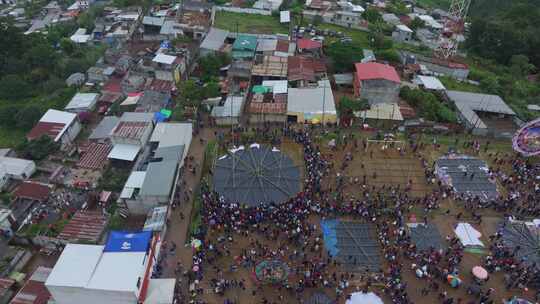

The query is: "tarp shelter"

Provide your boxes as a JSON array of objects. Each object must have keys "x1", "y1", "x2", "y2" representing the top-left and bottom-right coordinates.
[
  {"x1": 213, "y1": 145, "x2": 300, "y2": 206},
  {"x1": 408, "y1": 223, "x2": 446, "y2": 251},
  {"x1": 160, "y1": 109, "x2": 172, "y2": 118},
  {"x1": 104, "y1": 230, "x2": 152, "y2": 252},
  {"x1": 154, "y1": 112, "x2": 167, "y2": 123},
  {"x1": 502, "y1": 222, "x2": 540, "y2": 271},
  {"x1": 306, "y1": 292, "x2": 333, "y2": 304},
  {"x1": 435, "y1": 156, "x2": 498, "y2": 201},
  {"x1": 455, "y1": 223, "x2": 484, "y2": 247},
  {"x1": 346, "y1": 292, "x2": 384, "y2": 304},
  {"x1": 321, "y1": 220, "x2": 382, "y2": 272}
]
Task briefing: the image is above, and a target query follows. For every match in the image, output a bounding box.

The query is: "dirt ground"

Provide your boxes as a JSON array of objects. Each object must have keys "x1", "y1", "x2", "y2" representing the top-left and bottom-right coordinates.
[{"x1": 161, "y1": 127, "x2": 536, "y2": 304}]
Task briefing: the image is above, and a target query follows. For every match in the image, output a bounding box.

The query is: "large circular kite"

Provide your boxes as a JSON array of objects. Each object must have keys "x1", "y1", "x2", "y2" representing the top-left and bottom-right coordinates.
[
  {"x1": 213, "y1": 144, "x2": 301, "y2": 206},
  {"x1": 513, "y1": 118, "x2": 540, "y2": 156}
]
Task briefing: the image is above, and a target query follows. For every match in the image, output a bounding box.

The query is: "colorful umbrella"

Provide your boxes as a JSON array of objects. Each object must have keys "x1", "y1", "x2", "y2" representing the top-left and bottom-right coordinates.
[
  {"x1": 472, "y1": 266, "x2": 488, "y2": 280},
  {"x1": 191, "y1": 239, "x2": 202, "y2": 249},
  {"x1": 447, "y1": 274, "x2": 461, "y2": 288}
]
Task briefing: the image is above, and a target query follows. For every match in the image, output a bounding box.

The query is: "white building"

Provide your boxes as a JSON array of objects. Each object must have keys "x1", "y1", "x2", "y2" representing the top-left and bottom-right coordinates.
[
  {"x1": 108, "y1": 112, "x2": 154, "y2": 162},
  {"x1": 65, "y1": 93, "x2": 100, "y2": 113},
  {"x1": 392, "y1": 24, "x2": 413, "y2": 43},
  {"x1": 45, "y1": 232, "x2": 174, "y2": 304},
  {"x1": 121, "y1": 123, "x2": 192, "y2": 214},
  {"x1": 287, "y1": 80, "x2": 337, "y2": 124},
  {"x1": 27, "y1": 109, "x2": 81, "y2": 150},
  {"x1": 0, "y1": 157, "x2": 36, "y2": 190}
]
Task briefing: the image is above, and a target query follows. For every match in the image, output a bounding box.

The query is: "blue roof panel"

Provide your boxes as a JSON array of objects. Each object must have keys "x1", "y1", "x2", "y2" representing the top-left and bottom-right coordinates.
[{"x1": 104, "y1": 231, "x2": 152, "y2": 252}]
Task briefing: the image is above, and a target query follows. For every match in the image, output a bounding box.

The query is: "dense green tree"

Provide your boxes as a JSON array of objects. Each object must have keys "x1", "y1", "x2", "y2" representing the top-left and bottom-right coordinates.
[
  {"x1": 60, "y1": 38, "x2": 76, "y2": 55},
  {"x1": 18, "y1": 135, "x2": 60, "y2": 160},
  {"x1": 362, "y1": 7, "x2": 383, "y2": 24},
  {"x1": 325, "y1": 42, "x2": 363, "y2": 73},
  {"x1": 15, "y1": 105, "x2": 43, "y2": 130},
  {"x1": 509, "y1": 55, "x2": 535, "y2": 78},
  {"x1": 0, "y1": 106, "x2": 19, "y2": 127},
  {"x1": 0, "y1": 75, "x2": 32, "y2": 100},
  {"x1": 409, "y1": 17, "x2": 425, "y2": 30}
]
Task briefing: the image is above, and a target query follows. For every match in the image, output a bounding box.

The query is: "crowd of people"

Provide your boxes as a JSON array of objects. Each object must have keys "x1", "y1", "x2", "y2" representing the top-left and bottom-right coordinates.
[{"x1": 171, "y1": 126, "x2": 539, "y2": 304}]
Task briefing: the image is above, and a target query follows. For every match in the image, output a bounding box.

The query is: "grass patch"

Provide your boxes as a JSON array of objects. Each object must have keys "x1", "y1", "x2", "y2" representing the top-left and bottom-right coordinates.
[
  {"x1": 0, "y1": 128, "x2": 26, "y2": 148},
  {"x1": 415, "y1": 0, "x2": 450, "y2": 9},
  {"x1": 439, "y1": 76, "x2": 483, "y2": 93},
  {"x1": 214, "y1": 11, "x2": 288, "y2": 34}
]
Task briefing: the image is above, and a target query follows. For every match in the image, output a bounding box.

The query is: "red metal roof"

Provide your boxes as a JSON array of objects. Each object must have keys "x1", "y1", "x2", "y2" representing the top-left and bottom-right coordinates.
[
  {"x1": 249, "y1": 102, "x2": 287, "y2": 114},
  {"x1": 111, "y1": 121, "x2": 150, "y2": 139},
  {"x1": 99, "y1": 92, "x2": 122, "y2": 104},
  {"x1": 13, "y1": 182, "x2": 50, "y2": 202},
  {"x1": 354, "y1": 62, "x2": 401, "y2": 83},
  {"x1": 58, "y1": 210, "x2": 108, "y2": 243},
  {"x1": 297, "y1": 38, "x2": 322, "y2": 50},
  {"x1": 102, "y1": 76, "x2": 123, "y2": 94},
  {"x1": 77, "y1": 143, "x2": 112, "y2": 170},
  {"x1": 10, "y1": 267, "x2": 52, "y2": 304},
  {"x1": 147, "y1": 79, "x2": 176, "y2": 93},
  {"x1": 276, "y1": 40, "x2": 289, "y2": 53},
  {"x1": 288, "y1": 56, "x2": 327, "y2": 82},
  {"x1": 26, "y1": 122, "x2": 65, "y2": 141}
]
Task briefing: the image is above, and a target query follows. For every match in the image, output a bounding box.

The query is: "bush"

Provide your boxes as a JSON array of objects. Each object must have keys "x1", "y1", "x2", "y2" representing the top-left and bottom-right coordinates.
[
  {"x1": 17, "y1": 135, "x2": 60, "y2": 160},
  {"x1": 400, "y1": 87, "x2": 457, "y2": 123},
  {"x1": 376, "y1": 49, "x2": 401, "y2": 63}
]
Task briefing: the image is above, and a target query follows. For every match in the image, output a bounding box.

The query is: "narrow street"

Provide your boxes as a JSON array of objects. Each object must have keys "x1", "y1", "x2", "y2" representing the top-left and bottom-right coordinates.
[{"x1": 161, "y1": 127, "x2": 214, "y2": 283}]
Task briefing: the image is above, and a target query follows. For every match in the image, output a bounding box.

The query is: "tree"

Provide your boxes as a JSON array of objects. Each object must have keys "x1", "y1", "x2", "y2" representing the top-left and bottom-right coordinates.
[
  {"x1": 362, "y1": 7, "x2": 383, "y2": 24},
  {"x1": 15, "y1": 105, "x2": 43, "y2": 130},
  {"x1": 479, "y1": 76, "x2": 502, "y2": 95},
  {"x1": 17, "y1": 136, "x2": 60, "y2": 160},
  {"x1": 0, "y1": 106, "x2": 19, "y2": 127},
  {"x1": 312, "y1": 15, "x2": 323, "y2": 26},
  {"x1": 409, "y1": 17, "x2": 425, "y2": 30},
  {"x1": 0, "y1": 74, "x2": 32, "y2": 100},
  {"x1": 60, "y1": 38, "x2": 76, "y2": 55},
  {"x1": 179, "y1": 80, "x2": 203, "y2": 105},
  {"x1": 510, "y1": 55, "x2": 535, "y2": 78},
  {"x1": 325, "y1": 42, "x2": 364, "y2": 73}
]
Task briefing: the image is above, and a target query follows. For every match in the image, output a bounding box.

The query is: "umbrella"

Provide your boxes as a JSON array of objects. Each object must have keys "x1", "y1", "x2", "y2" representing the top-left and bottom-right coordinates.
[
  {"x1": 472, "y1": 266, "x2": 488, "y2": 280},
  {"x1": 447, "y1": 274, "x2": 461, "y2": 288},
  {"x1": 191, "y1": 239, "x2": 202, "y2": 249},
  {"x1": 192, "y1": 265, "x2": 199, "y2": 272}
]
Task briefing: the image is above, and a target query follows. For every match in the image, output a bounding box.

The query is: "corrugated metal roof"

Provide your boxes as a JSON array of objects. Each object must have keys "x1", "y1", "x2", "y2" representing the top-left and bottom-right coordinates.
[
  {"x1": 89, "y1": 116, "x2": 119, "y2": 140},
  {"x1": 14, "y1": 182, "x2": 50, "y2": 201},
  {"x1": 288, "y1": 56, "x2": 326, "y2": 82},
  {"x1": 11, "y1": 267, "x2": 51, "y2": 304},
  {"x1": 58, "y1": 210, "x2": 108, "y2": 243},
  {"x1": 355, "y1": 62, "x2": 400, "y2": 83},
  {"x1": 112, "y1": 121, "x2": 151, "y2": 140},
  {"x1": 251, "y1": 56, "x2": 288, "y2": 77},
  {"x1": 77, "y1": 143, "x2": 112, "y2": 170},
  {"x1": 200, "y1": 28, "x2": 229, "y2": 51}
]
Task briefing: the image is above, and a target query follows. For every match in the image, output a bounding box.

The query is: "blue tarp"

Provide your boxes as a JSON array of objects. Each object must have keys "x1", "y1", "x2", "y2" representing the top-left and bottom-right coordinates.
[
  {"x1": 104, "y1": 231, "x2": 152, "y2": 252},
  {"x1": 154, "y1": 111, "x2": 167, "y2": 123},
  {"x1": 320, "y1": 219, "x2": 339, "y2": 257}
]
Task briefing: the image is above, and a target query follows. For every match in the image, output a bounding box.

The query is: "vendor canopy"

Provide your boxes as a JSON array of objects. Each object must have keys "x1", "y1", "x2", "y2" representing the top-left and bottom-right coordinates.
[
  {"x1": 103, "y1": 230, "x2": 152, "y2": 252},
  {"x1": 213, "y1": 145, "x2": 301, "y2": 206}
]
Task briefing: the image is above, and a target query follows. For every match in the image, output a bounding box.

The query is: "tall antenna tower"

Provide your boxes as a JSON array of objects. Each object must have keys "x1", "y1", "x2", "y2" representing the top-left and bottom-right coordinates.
[{"x1": 434, "y1": 0, "x2": 471, "y2": 59}]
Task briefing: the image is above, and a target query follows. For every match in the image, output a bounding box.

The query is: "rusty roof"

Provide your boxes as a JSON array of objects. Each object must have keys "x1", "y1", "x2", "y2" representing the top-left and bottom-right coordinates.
[
  {"x1": 249, "y1": 93, "x2": 287, "y2": 114},
  {"x1": 77, "y1": 143, "x2": 112, "y2": 170},
  {"x1": 275, "y1": 40, "x2": 289, "y2": 53},
  {"x1": 10, "y1": 267, "x2": 52, "y2": 304},
  {"x1": 111, "y1": 121, "x2": 151, "y2": 140},
  {"x1": 252, "y1": 56, "x2": 288, "y2": 77},
  {"x1": 58, "y1": 210, "x2": 108, "y2": 243},
  {"x1": 13, "y1": 182, "x2": 50, "y2": 202},
  {"x1": 147, "y1": 79, "x2": 176, "y2": 93},
  {"x1": 26, "y1": 122, "x2": 65, "y2": 141},
  {"x1": 288, "y1": 56, "x2": 327, "y2": 82}
]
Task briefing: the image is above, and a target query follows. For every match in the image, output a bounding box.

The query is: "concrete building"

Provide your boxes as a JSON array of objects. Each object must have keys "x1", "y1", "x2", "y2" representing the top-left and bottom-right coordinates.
[
  {"x1": 353, "y1": 62, "x2": 401, "y2": 105},
  {"x1": 287, "y1": 80, "x2": 337, "y2": 124},
  {"x1": 211, "y1": 96, "x2": 245, "y2": 125},
  {"x1": 382, "y1": 13, "x2": 400, "y2": 26},
  {"x1": 27, "y1": 110, "x2": 81, "y2": 150},
  {"x1": 0, "y1": 157, "x2": 36, "y2": 190},
  {"x1": 108, "y1": 113, "x2": 154, "y2": 162},
  {"x1": 64, "y1": 93, "x2": 100, "y2": 113},
  {"x1": 121, "y1": 123, "x2": 192, "y2": 214},
  {"x1": 446, "y1": 90, "x2": 517, "y2": 137},
  {"x1": 392, "y1": 24, "x2": 413, "y2": 43},
  {"x1": 45, "y1": 232, "x2": 174, "y2": 304}
]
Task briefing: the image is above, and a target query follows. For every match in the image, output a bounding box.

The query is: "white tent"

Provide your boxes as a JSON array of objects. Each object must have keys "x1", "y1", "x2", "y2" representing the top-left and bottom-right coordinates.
[
  {"x1": 455, "y1": 223, "x2": 484, "y2": 247},
  {"x1": 346, "y1": 292, "x2": 384, "y2": 304}
]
